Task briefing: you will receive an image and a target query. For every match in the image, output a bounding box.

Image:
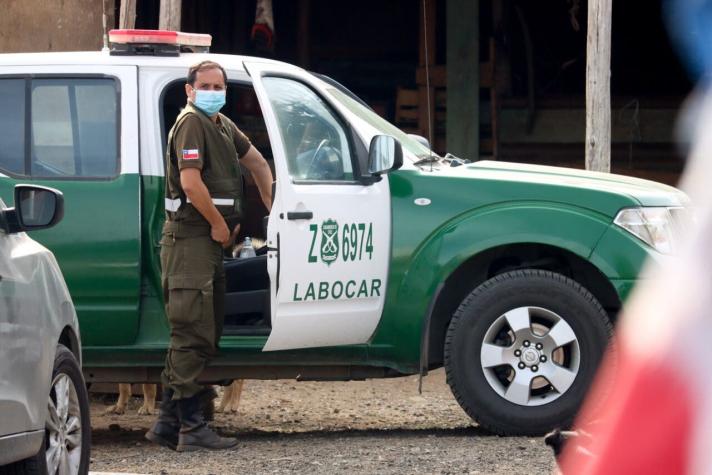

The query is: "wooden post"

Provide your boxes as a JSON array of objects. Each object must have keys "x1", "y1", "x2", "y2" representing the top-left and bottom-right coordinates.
[
  {"x1": 492, "y1": 0, "x2": 511, "y2": 96},
  {"x1": 119, "y1": 0, "x2": 136, "y2": 29},
  {"x1": 585, "y1": 0, "x2": 612, "y2": 172},
  {"x1": 159, "y1": 0, "x2": 182, "y2": 31},
  {"x1": 298, "y1": 0, "x2": 311, "y2": 68},
  {"x1": 446, "y1": 0, "x2": 479, "y2": 160},
  {"x1": 418, "y1": 0, "x2": 437, "y2": 143}
]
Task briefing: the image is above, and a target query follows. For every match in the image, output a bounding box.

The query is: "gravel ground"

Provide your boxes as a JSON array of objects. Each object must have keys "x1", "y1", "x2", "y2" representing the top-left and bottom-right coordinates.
[{"x1": 89, "y1": 368, "x2": 556, "y2": 474}]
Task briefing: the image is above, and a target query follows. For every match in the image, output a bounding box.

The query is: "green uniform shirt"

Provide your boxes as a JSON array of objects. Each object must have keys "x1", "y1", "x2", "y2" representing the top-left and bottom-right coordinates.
[{"x1": 165, "y1": 103, "x2": 251, "y2": 230}]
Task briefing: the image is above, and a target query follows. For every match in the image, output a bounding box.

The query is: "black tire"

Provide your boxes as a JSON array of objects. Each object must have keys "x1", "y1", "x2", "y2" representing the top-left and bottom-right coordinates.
[
  {"x1": 0, "y1": 345, "x2": 91, "y2": 475},
  {"x1": 45, "y1": 345, "x2": 91, "y2": 475},
  {"x1": 444, "y1": 269, "x2": 612, "y2": 436}
]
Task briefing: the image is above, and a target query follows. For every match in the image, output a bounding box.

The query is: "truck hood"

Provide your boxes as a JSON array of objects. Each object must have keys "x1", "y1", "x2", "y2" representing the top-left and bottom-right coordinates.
[{"x1": 431, "y1": 160, "x2": 689, "y2": 217}]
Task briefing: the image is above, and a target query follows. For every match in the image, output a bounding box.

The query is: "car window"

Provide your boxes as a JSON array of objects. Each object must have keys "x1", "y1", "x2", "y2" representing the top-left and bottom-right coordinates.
[
  {"x1": 0, "y1": 77, "x2": 119, "y2": 179},
  {"x1": 262, "y1": 77, "x2": 355, "y2": 182},
  {"x1": 0, "y1": 79, "x2": 26, "y2": 175},
  {"x1": 31, "y1": 79, "x2": 118, "y2": 178}
]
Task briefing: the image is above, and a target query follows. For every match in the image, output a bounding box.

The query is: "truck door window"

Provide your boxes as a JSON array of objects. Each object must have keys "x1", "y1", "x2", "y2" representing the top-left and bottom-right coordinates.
[
  {"x1": 262, "y1": 77, "x2": 355, "y2": 183},
  {"x1": 0, "y1": 79, "x2": 26, "y2": 176},
  {"x1": 31, "y1": 78, "x2": 118, "y2": 178}
]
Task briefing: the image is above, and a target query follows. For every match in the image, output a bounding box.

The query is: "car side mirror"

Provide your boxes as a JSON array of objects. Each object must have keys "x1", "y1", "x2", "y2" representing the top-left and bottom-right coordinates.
[
  {"x1": 4, "y1": 185, "x2": 64, "y2": 234},
  {"x1": 367, "y1": 135, "x2": 403, "y2": 177}
]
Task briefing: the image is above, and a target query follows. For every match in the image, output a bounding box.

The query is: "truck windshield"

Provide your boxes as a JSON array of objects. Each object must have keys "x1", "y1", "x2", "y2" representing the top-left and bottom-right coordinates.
[{"x1": 325, "y1": 87, "x2": 435, "y2": 162}]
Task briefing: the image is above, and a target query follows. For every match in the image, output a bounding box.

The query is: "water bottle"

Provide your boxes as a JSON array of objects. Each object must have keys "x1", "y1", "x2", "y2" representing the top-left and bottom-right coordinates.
[{"x1": 239, "y1": 236, "x2": 256, "y2": 258}]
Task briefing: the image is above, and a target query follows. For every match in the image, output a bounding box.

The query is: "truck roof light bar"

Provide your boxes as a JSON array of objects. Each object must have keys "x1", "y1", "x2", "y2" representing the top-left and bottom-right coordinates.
[{"x1": 108, "y1": 29, "x2": 212, "y2": 56}]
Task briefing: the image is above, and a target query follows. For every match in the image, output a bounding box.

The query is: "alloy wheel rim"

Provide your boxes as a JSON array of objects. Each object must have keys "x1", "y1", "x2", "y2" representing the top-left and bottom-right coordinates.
[
  {"x1": 480, "y1": 306, "x2": 580, "y2": 406},
  {"x1": 45, "y1": 373, "x2": 82, "y2": 475}
]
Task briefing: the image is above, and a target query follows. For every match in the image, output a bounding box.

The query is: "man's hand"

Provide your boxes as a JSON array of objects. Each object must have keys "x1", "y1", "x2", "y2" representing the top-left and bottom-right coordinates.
[{"x1": 211, "y1": 221, "x2": 230, "y2": 246}]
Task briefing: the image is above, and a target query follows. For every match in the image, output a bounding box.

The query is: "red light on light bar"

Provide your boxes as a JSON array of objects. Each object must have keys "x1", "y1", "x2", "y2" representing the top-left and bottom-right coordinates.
[{"x1": 108, "y1": 29, "x2": 212, "y2": 48}]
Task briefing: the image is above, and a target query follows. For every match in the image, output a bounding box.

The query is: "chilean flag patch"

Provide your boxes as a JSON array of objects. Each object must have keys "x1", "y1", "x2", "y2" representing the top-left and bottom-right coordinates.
[{"x1": 182, "y1": 149, "x2": 200, "y2": 160}]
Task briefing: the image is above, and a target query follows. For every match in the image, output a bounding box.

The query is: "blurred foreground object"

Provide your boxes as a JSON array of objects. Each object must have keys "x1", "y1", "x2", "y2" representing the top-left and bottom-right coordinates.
[
  {"x1": 665, "y1": 0, "x2": 712, "y2": 82},
  {"x1": 559, "y1": 2, "x2": 712, "y2": 472},
  {"x1": 559, "y1": 71, "x2": 712, "y2": 475}
]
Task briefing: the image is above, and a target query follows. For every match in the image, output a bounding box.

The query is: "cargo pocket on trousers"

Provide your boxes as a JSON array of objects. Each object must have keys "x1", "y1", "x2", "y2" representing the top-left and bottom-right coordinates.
[
  {"x1": 166, "y1": 274, "x2": 214, "y2": 327},
  {"x1": 159, "y1": 233, "x2": 175, "y2": 247}
]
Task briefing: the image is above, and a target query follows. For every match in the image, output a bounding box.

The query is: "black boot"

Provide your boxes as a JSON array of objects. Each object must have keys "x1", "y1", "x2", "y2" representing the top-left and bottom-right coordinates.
[
  {"x1": 176, "y1": 392, "x2": 237, "y2": 452},
  {"x1": 145, "y1": 388, "x2": 180, "y2": 450}
]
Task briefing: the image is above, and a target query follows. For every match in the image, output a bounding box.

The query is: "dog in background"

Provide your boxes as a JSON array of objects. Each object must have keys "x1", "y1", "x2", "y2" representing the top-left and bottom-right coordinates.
[
  {"x1": 104, "y1": 381, "x2": 245, "y2": 417},
  {"x1": 104, "y1": 383, "x2": 157, "y2": 415},
  {"x1": 216, "y1": 380, "x2": 245, "y2": 413}
]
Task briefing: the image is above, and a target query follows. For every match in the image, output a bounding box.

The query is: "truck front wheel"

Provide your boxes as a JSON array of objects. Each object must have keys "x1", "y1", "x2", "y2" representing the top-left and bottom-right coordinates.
[{"x1": 444, "y1": 269, "x2": 612, "y2": 436}]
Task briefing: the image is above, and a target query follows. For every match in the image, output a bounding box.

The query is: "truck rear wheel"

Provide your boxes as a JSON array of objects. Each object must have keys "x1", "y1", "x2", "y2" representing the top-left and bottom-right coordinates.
[{"x1": 444, "y1": 269, "x2": 612, "y2": 436}]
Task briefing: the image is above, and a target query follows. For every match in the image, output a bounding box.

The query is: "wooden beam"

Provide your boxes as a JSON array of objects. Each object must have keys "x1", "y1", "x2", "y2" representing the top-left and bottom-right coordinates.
[
  {"x1": 119, "y1": 0, "x2": 136, "y2": 29},
  {"x1": 159, "y1": 0, "x2": 182, "y2": 31},
  {"x1": 492, "y1": 0, "x2": 511, "y2": 96},
  {"x1": 585, "y1": 0, "x2": 612, "y2": 172},
  {"x1": 418, "y1": 0, "x2": 437, "y2": 141},
  {"x1": 298, "y1": 0, "x2": 311, "y2": 68},
  {"x1": 447, "y1": 0, "x2": 479, "y2": 159},
  {"x1": 416, "y1": 65, "x2": 446, "y2": 88}
]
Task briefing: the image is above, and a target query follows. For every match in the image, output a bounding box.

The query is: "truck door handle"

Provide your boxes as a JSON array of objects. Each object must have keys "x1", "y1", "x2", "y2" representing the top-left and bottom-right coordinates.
[{"x1": 287, "y1": 211, "x2": 313, "y2": 220}]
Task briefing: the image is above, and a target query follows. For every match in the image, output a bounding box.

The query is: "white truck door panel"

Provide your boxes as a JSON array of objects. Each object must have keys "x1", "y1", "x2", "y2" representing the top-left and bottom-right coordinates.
[{"x1": 245, "y1": 62, "x2": 390, "y2": 351}]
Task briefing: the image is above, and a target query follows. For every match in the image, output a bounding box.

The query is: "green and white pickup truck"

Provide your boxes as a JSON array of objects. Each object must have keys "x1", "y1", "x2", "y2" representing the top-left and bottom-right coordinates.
[{"x1": 0, "y1": 31, "x2": 689, "y2": 435}]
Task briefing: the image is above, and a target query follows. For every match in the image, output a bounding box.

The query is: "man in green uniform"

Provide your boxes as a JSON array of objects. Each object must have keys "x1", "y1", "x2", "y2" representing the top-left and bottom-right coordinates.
[{"x1": 146, "y1": 60, "x2": 273, "y2": 451}]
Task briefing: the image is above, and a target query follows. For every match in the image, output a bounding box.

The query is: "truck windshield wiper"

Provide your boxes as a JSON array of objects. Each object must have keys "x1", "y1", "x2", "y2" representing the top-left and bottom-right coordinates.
[{"x1": 413, "y1": 156, "x2": 442, "y2": 167}]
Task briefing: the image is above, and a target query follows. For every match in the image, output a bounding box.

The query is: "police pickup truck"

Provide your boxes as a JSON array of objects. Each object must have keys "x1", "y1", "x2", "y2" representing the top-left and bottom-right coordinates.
[{"x1": 0, "y1": 30, "x2": 689, "y2": 435}]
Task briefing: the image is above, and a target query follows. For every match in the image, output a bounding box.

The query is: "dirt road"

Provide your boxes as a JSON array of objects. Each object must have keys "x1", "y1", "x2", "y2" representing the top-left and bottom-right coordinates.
[{"x1": 89, "y1": 369, "x2": 556, "y2": 474}]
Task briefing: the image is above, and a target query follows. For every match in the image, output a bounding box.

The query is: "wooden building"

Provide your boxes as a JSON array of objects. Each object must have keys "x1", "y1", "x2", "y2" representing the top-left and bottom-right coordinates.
[{"x1": 0, "y1": 0, "x2": 691, "y2": 184}]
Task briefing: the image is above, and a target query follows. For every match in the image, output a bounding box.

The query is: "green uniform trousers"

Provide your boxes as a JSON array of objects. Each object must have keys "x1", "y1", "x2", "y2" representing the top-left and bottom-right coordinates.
[{"x1": 159, "y1": 229, "x2": 225, "y2": 400}]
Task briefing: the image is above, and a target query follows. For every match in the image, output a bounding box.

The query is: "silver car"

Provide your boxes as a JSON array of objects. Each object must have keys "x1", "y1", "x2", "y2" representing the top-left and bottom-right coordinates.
[{"x1": 0, "y1": 185, "x2": 90, "y2": 475}]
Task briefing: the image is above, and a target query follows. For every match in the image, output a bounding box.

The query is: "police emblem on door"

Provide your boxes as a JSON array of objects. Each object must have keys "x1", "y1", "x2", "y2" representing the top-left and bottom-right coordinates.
[{"x1": 320, "y1": 219, "x2": 339, "y2": 265}]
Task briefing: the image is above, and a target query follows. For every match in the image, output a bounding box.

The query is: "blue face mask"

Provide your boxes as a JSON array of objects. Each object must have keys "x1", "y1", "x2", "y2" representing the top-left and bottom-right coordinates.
[{"x1": 192, "y1": 89, "x2": 226, "y2": 116}]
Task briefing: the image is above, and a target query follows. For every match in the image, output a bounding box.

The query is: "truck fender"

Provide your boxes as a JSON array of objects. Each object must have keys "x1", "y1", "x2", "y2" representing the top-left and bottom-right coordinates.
[{"x1": 388, "y1": 203, "x2": 613, "y2": 374}]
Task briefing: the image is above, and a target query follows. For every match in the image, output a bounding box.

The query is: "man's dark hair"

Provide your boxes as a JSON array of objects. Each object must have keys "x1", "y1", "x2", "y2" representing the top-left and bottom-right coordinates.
[{"x1": 187, "y1": 61, "x2": 227, "y2": 86}]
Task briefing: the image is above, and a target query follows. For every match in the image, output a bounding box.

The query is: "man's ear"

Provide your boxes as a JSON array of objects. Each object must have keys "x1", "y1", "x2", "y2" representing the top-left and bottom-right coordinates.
[{"x1": 185, "y1": 83, "x2": 194, "y2": 102}]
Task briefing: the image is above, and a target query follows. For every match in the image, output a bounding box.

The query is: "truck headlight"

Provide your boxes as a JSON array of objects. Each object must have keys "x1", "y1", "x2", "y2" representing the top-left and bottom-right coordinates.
[{"x1": 613, "y1": 207, "x2": 687, "y2": 254}]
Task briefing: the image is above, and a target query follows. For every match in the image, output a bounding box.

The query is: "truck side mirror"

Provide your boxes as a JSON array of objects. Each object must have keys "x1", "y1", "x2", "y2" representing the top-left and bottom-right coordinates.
[
  {"x1": 368, "y1": 135, "x2": 403, "y2": 177},
  {"x1": 4, "y1": 185, "x2": 64, "y2": 234}
]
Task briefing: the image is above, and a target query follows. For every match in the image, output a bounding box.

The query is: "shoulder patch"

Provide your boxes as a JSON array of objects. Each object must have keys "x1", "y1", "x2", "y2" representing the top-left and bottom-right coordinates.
[{"x1": 182, "y1": 149, "x2": 200, "y2": 160}]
